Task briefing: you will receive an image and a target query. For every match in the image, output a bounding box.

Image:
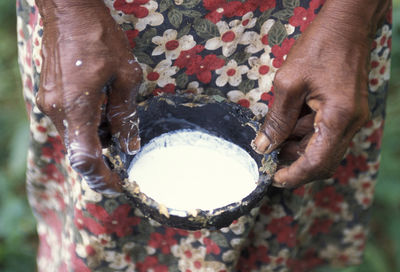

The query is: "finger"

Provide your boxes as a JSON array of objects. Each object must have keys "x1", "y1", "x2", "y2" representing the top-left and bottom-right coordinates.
[
  {"x1": 279, "y1": 133, "x2": 312, "y2": 163},
  {"x1": 107, "y1": 59, "x2": 142, "y2": 155},
  {"x1": 36, "y1": 89, "x2": 66, "y2": 133},
  {"x1": 290, "y1": 113, "x2": 315, "y2": 139},
  {"x1": 64, "y1": 86, "x2": 122, "y2": 194},
  {"x1": 272, "y1": 100, "x2": 368, "y2": 188},
  {"x1": 253, "y1": 69, "x2": 306, "y2": 154}
]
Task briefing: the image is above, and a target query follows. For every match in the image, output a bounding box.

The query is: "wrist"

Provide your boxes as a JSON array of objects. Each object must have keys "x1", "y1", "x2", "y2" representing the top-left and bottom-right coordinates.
[
  {"x1": 35, "y1": 0, "x2": 107, "y2": 23},
  {"x1": 320, "y1": 0, "x2": 390, "y2": 39}
]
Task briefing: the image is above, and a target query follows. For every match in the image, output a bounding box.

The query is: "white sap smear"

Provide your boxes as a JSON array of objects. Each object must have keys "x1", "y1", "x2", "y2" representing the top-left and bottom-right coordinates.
[{"x1": 128, "y1": 130, "x2": 259, "y2": 211}]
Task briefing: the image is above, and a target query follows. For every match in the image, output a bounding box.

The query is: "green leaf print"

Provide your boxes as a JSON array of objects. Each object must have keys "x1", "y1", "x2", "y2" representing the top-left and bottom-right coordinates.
[
  {"x1": 210, "y1": 232, "x2": 230, "y2": 248},
  {"x1": 134, "y1": 51, "x2": 155, "y2": 65},
  {"x1": 256, "y1": 9, "x2": 273, "y2": 31},
  {"x1": 282, "y1": 0, "x2": 300, "y2": 9},
  {"x1": 159, "y1": 0, "x2": 173, "y2": 12},
  {"x1": 168, "y1": 8, "x2": 183, "y2": 28},
  {"x1": 176, "y1": 73, "x2": 189, "y2": 88},
  {"x1": 177, "y1": 23, "x2": 192, "y2": 38},
  {"x1": 238, "y1": 79, "x2": 256, "y2": 93},
  {"x1": 273, "y1": 8, "x2": 295, "y2": 21},
  {"x1": 268, "y1": 21, "x2": 288, "y2": 46},
  {"x1": 182, "y1": 0, "x2": 201, "y2": 9},
  {"x1": 193, "y1": 18, "x2": 220, "y2": 40},
  {"x1": 180, "y1": 9, "x2": 203, "y2": 18}
]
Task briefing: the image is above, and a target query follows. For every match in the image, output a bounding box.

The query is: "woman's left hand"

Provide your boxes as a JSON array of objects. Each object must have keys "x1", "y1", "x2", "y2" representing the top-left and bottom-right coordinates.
[{"x1": 253, "y1": 0, "x2": 390, "y2": 188}]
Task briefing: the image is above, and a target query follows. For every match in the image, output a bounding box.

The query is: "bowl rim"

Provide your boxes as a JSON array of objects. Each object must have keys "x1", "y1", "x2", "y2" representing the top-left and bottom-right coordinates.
[{"x1": 108, "y1": 94, "x2": 278, "y2": 230}]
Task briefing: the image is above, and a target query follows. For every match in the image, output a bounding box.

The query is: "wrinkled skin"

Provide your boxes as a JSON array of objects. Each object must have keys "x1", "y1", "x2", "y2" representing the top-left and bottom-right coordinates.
[
  {"x1": 36, "y1": 0, "x2": 142, "y2": 194},
  {"x1": 253, "y1": 0, "x2": 390, "y2": 188},
  {"x1": 35, "y1": 0, "x2": 390, "y2": 193}
]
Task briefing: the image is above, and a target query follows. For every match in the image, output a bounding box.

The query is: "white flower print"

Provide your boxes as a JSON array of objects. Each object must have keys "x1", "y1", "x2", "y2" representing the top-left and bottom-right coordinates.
[
  {"x1": 349, "y1": 174, "x2": 376, "y2": 209},
  {"x1": 205, "y1": 20, "x2": 246, "y2": 57},
  {"x1": 320, "y1": 245, "x2": 363, "y2": 266},
  {"x1": 240, "y1": 12, "x2": 257, "y2": 29},
  {"x1": 152, "y1": 29, "x2": 196, "y2": 60},
  {"x1": 139, "y1": 59, "x2": 178, "y2": 96},
  {"x1": 227, "y1": 88, "x2": 268, "y2": 119},
  {"x1": 372, "y1": 24, "x2": 392, "y2": 54},
  {"x1": 30, "y1": 115, "x2": 58, "y2": 143},
  {"x1": 105, "y1": 0, "x2": 163, "y2": 31},
  {"x1": 239, "y1": 19, "x2": 274, "y2": 54},
  {"x1": 216, "y1": 60, "x2": 249, "y2": 87},
  {"x1": 135, "y1": 0, "x2": 164, "y2": 31},
  {"x1": 343, "y1": 225, "x2": 367, "y2": 247},
  {"x1": 177, "y1": 81, "x2": 204, "y2": 95},
  {"x1": 240, "y1": 19, "x2": 294, "y2": 54},
  {"x1": 368, "y1": 48, "x2": 391, "y2": 92},
  {"x1": 247, "y1": 52, "x2": 276, "y2": 91}
]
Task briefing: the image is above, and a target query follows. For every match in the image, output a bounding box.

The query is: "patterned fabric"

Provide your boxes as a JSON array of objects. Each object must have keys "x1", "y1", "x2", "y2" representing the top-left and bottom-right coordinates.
[{"x1": 16, "y1": 0, "x2": 391, "y2": 271}]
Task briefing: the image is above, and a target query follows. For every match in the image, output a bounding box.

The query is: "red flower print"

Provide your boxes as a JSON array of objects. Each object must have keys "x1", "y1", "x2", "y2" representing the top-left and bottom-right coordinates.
[
  {"x1": 74, "y1": 208, "x2": 106, "y2": 235},
  {"x1": 114, "y1": 0, "x2": 150, "y2": 18},
  {"x1": 267, "y1": 216, "x2": 298, "y2": 247},
  {"x1": 148, "y1": 228, "x2": 179, "y2": 254},
  {"x1": 186, "y1": 55, "x2": 225, "y2": 84},
  {"x1": 41, "y1": 136, "x2": 65, "y2": 163},
  {"x1": 309, "y1": 218, "x2": 333, "y2": 235},
  {"x1": 174, "y1": 45, "x2": 205, "y2": 69},
  {"x1": 293, "y1": 185, "x2": 305, "y2": 196},
  {"x1": 38, "y1": 234, "x2": 52, "y2": 259},
  {"x1": 203, "y1": 0, "x2": 241, "y2": 23},
  {"x1": 136, "y1": 256, "x2": 168, "y2": 272},
  {"x1": 153, "y1": 83, "x2": 176, "y2": 96},
  {"x1": 236, "y1": 245, "x2": 270, "y2": 271},
  {"x1": 78, "y1": 204, "x2": 140, "y2": 237},
  {"x1": 287, "y1": 250, "x2": 324, "y2": 272},
  {"x1": 333, "y1": 154, "x2": 368, "y2": 185},
  {"x1": 314, "y1": 186, "x2": 344, "y2": 213},
  {"x1": 203, "y1": 0, "x2": 275, "y2": 23},
  {"x1": 203, "y1": 237, "x2": 221, "y2": 255},
  {"x1": 309, "y1": 0, "x2": 326, "y2": 10},
  {"x1": 41, "y1": 164, "x2": 65, "y2": 184},
  {"x1": 386, "y1": 6, "x2": 392, "y2": 24},
  {"x1": 125, "y1": 29, "x2": 139, "y2": 48},
  {"x1": 289, "y1": 6, "x2": 316, "y2": 32},
  {"x1": 261, "y1": 86, "x2": 275, "y2": 104},
  {"x1": 70, "y1": 245, "x2": 91, "y2": 272},
  {"x1": 271, "y1": 38, "x2": 296, "y2": 68},
  {"x1": 237, "y1": 98, "x2": 250, "y2": 108},
  {"x1": 367, "y1": 127, "x2": 383, "y2": 149},
  {"x1": 247, "y1": 0, "x2": 276, "y2": 13}
]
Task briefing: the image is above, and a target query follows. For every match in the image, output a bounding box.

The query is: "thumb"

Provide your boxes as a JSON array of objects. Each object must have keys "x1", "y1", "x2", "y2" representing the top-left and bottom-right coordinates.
[
  {"x1": 107, "y1": 59, "x2": 142, "y2": 155},
  {"x1": 253, "y1": 70, "x2": 305, "y2": 154}
]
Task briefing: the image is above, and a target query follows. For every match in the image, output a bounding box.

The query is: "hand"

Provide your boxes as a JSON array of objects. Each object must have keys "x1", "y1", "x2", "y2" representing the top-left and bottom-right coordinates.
[
  {"x1": 36, "y1": 2, "x2": 142, "y2": 194},
  {"x1": 253, "y1": 0, "x2": 389, "y2": 188}
]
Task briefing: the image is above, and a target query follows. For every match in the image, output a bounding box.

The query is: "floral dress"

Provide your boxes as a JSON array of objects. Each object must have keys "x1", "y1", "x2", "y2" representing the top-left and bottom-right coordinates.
[{"x1": 16, "y1": 0, "x2": 392, "y2": 271}]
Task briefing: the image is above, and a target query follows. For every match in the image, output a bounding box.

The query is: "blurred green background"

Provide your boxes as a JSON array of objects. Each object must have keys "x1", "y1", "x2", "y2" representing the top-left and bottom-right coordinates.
[{"x1": 0, "y1": 1, "x2": 399, "y2": 271}]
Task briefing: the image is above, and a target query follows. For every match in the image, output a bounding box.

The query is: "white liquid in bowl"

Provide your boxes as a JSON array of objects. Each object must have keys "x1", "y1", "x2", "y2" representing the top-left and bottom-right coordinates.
[{"x1": 127, "y1": 130, "x2": 259, "y2": 211}]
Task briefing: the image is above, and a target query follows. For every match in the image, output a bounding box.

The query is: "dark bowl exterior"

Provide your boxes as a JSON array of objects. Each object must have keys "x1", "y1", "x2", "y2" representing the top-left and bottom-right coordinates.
[{"x1": 108, "y1": 94, "x2": 277, "y2": 230}]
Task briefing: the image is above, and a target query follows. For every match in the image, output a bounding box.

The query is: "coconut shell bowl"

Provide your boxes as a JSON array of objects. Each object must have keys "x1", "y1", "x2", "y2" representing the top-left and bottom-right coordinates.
[{"x1": 106, "y1": 94, "x2": 278, "y2": 230}]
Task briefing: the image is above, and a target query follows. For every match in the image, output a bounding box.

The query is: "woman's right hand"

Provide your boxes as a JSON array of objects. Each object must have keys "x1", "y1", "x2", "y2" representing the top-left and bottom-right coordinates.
[{"x1": 35, "y1": 0, "x2": 142, "y2": 194}]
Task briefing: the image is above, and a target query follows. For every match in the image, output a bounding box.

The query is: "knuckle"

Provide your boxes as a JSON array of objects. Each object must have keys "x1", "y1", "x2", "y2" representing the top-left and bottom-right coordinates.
[
  {"x1": 273, "y1": 70, "x2": 296, "y2": 96},
  {"x1": 336, "y1": 99, "x2": 370, "y2": 129},
  {"x1": 36, "y1": 89, "x2": 58, "y2": 115},
  {"x1": 68, "y1": 152, "x2": 96, "y2": 176},
  {"x1": 301, "y1": 153, "x2": 335, "y2": 181},
  {"x1": 264, "y1": 110, "x2": 292, "y2": 139}
]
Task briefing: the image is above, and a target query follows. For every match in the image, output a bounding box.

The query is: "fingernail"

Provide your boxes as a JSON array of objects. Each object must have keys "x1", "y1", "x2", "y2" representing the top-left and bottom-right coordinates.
[
  {"x1": 127, "y1": 137, "x2": 141, "y2": 155},
  {"x1": 252, "y1": 132, "x2": 271, "y2": 154},
  {"x1": 272, "y1": 181, "x2": 286, "y2": 188}
]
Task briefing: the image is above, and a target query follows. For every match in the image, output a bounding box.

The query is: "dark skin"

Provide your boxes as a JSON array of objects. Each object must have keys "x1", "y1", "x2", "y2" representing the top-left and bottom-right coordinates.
[{"x1": 35, "y1": 0, "x2": 390, "y2": 194}]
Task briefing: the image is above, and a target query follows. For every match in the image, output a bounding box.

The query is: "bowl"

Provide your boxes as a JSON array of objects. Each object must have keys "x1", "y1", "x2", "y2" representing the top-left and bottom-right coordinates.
[{"x1": 106, "y1": 94, "x2": 277, "y2": 230}]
